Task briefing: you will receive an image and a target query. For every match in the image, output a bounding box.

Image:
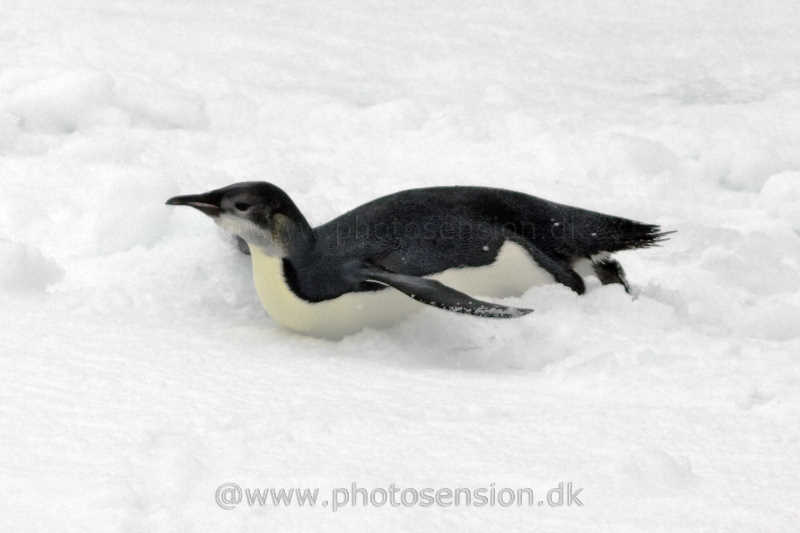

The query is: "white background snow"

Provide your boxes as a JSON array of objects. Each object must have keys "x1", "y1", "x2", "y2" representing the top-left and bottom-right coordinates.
[{"x1": 2, "y1": 0, "x2": 799, "y2": 531}]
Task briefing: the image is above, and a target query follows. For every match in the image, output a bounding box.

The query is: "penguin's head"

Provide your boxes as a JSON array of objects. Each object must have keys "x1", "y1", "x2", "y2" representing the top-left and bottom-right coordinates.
[{"x1": 166, "y1": 181, "x2": 313, "y2": 256}]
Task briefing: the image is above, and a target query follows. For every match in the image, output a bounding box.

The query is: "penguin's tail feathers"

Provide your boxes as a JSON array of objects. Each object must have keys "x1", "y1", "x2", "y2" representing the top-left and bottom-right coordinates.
[{"x1": 585, "y1": 219, "x2": 674, "y2": 254}]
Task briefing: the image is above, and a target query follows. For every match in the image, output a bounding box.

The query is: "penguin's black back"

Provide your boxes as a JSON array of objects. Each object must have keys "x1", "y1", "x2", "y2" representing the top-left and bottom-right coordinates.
[
  {"x1": 280, "y1": 186, "x2": 667, "y2": 302},
  {"x1": 311, "y1": 186, "x2": 663, "y2": 269}
]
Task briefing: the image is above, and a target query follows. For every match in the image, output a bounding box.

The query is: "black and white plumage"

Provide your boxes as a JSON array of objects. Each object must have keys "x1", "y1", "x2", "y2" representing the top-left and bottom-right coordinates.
[{"x1": 166, "y1": 182, "x2": 670, "y2": 337}]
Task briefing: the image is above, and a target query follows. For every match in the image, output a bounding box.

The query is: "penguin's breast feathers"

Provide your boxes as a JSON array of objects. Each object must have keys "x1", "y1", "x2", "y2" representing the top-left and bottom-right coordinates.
[{"x1": 249, "y1": 240, "x2": 553, "y2": 338}]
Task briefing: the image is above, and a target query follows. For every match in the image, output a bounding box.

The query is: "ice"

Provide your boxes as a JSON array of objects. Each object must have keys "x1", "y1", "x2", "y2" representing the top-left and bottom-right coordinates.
[{"x1": 2, "y1": 1, "x2": 800, "y2": 532}]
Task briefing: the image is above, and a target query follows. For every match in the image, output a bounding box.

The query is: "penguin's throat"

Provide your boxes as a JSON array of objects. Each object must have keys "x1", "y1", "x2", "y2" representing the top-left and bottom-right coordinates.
[{"x1": 216, "y1": 214, "x2": 287, "y2": 257}]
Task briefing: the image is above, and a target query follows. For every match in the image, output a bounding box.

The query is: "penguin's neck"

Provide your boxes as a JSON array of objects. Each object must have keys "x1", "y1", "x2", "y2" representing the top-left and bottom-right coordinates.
[
  {"x1": 242, "y1": 211, "x2": 315, "y2": 261},
  {"x1": 272, "y1": 210, "x2": 316, "y2": 259}
]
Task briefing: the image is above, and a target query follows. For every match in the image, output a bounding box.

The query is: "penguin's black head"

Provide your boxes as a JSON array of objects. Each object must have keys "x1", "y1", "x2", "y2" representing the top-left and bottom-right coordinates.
[{"x1": 166, "y1": 181, "x2": 313, "y2": 256}]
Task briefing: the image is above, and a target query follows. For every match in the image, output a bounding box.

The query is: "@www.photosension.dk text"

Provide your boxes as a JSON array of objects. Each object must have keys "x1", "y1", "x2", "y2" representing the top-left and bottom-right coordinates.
[{"x1": 215, "y1": 481, "x2": 584, "y2": 511}]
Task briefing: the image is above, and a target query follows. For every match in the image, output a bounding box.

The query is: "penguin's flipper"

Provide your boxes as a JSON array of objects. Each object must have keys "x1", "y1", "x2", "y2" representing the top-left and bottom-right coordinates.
[
  {"x1": 235, "y1": 236, "x2": 250, "y2": 255},
  {"x1": 358, "y1": 265, "x2": 533, "y2": 319}
]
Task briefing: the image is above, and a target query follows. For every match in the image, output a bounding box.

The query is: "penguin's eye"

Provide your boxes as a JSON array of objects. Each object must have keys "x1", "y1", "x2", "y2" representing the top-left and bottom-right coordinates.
[{"x1": 234, "y1": 202, "x2": 251, "y2": 212}]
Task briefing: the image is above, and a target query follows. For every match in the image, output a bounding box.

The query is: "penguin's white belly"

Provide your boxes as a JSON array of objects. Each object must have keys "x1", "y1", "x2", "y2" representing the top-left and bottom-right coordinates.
[{"x1": 250, "y1": 241, "x2": 554, "y2": 338}]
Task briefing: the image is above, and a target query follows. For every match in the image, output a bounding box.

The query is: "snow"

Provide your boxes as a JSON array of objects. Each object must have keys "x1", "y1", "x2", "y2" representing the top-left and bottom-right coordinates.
[{"x1": 1, "y1": 0, "x2": 799, "y2": 531}]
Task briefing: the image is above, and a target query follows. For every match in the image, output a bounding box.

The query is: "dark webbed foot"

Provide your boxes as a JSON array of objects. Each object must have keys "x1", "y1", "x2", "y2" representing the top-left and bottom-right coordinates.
[{"x1": 592, "y1": 257, "x2": 631, "y2": 293}]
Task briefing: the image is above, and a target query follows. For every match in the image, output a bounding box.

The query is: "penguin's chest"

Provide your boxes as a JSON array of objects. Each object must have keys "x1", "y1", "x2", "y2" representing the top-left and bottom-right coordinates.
[{"x1": 249, "y1": 241, "x2": 554, "y2": 338}]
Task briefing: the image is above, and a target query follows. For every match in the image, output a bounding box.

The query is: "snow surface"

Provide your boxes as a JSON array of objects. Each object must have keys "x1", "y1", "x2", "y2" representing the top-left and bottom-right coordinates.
[{"x1": 2, "y1": 0, "x2": 800, "y2": 531}]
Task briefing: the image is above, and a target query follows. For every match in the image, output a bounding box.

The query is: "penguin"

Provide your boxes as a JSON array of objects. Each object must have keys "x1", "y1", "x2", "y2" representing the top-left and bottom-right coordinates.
[{"x1": 166, "y1": 182, "x2": 670, "y2": 337}]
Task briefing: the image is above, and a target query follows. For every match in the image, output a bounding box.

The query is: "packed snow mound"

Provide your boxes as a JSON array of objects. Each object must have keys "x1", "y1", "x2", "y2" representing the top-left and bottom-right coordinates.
[
  {"x1": 1, "y1": 1, "x2": 799, "y2": 532},
  {"x1": 4, "y1": 70, "x2": 116, "y2": 133},
  {"x1": 0, "y1": 240, "x2": 64, "y2": 292},
  {"x1": 760, "y1": 171, "x2": 800, "y2": 229},
  {"x1": 0, "y1": 69, "x2": 207, "y2": 154}
]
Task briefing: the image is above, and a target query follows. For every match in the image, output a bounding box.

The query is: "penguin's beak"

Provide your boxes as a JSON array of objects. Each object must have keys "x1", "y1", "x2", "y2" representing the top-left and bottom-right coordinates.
[{"x1": 165, "y1": 192, "x2": 222, "y2": 217}]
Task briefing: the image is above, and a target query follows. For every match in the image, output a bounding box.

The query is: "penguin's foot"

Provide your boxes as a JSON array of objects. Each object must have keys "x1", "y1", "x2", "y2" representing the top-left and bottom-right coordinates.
[{"x1": 592, "y1": 257, "x2": 631, "y2": 294}]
